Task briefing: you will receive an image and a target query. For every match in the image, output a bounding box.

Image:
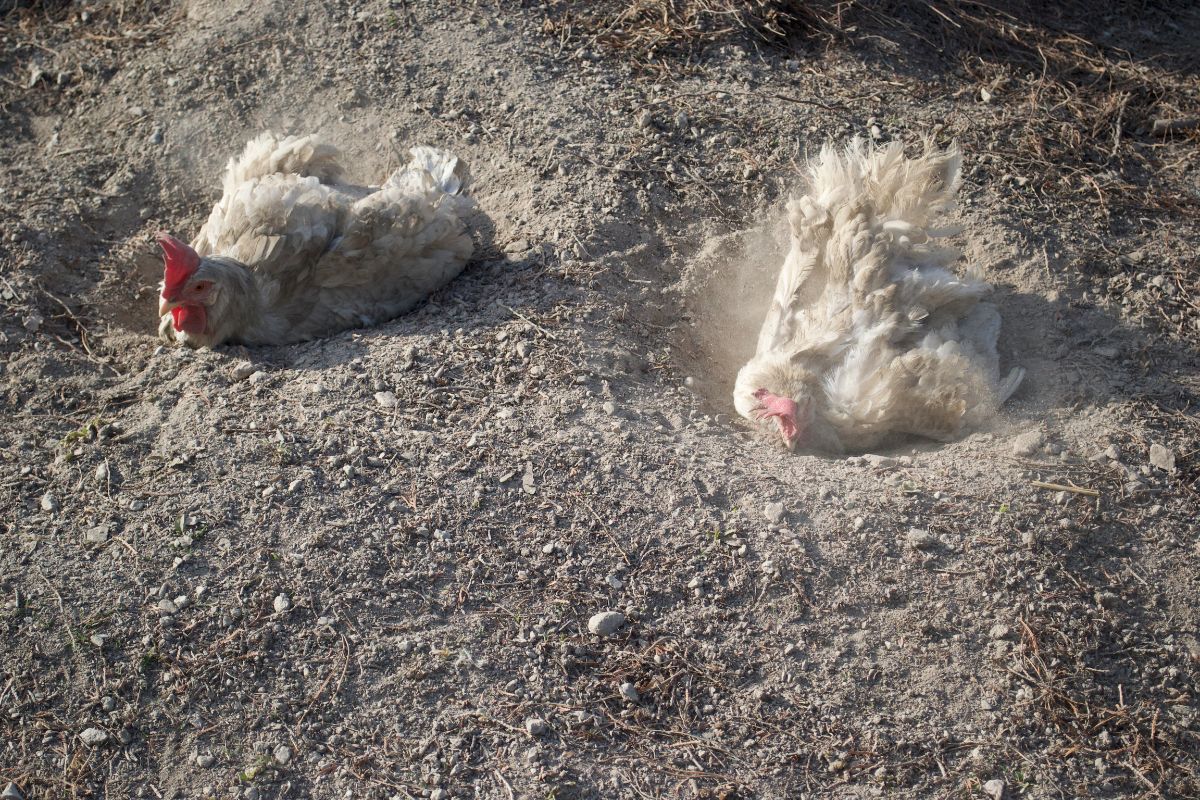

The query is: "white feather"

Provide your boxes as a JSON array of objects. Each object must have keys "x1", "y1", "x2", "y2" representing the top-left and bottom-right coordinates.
[
  {"x1": 166, "y1": 133, "x2": 474, "y2": 348},
  {"x1": 734, "y1": 139, "x2": 1023, "y2": 451}
]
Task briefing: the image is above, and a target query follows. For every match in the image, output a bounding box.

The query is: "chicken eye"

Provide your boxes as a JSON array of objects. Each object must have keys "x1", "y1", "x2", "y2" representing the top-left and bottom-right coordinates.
[{"x1": 191, "y1": 280, "x2": 213, "y2": 294}]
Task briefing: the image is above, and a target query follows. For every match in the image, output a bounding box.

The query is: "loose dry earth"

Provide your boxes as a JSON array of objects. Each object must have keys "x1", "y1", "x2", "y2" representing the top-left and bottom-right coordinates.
[{"x1": 1, "y1": 2, "x2": 1199, "y2": 799}]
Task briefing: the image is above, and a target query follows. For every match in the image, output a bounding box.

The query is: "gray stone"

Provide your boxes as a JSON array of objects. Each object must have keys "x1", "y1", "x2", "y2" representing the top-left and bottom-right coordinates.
[
  {"x1": 764, "y1": 502, "x2": 785, "y2": 524},
  {"x1": 525, "y1": 717, "x2": 547, "y2": 736},
  {"x1": 247, "y1": 370, "x2": 270, "y2": 385},
  {"x1": 84, "y1": 525, "x2": 110, "y2": 544},
  {"x1": 79, "y1": 727, "x2": 108, "y2": 746},
  {"x1": 862, "y1": 454, "x2": 898, "y2": 468},
  {"x1": 1012, "y1": 430, "x2": 1044, "y2": 457},
  {"x1": 983, "y1": 778, "x2": 1005, "y2": 800},
  {"x1": 231, "y1": 361, "x2": 255, "y2": 381},
  {"x1": 40, "y1": 493, "x2": 58, "y2": 512},
  {"x1": 618, "y1": 682, "x2": 639, "y2": 702},
  {"x1": 157, "y1": 598, "x2": 178, "y2": 614},
  {"x1": 587, "y1": 610, "x2": 626, "y2": 637},
  {"x1": 374, "y1": 391, "x2": 398, "y2": 409},
  {"x1": 273, "y1": 744, "x2": 291, "y2": 765},
  {"x1": 273, "y1": 594, "x2": 291, "y2": 613},
  {"x1": 2, "y1": 782, "x2": 25, "y2": 800},
  {"x1": 905, "y1": 528, "x2": 939, "y2": 551},
  {"x1": 196, "y1": 753, "x2": 216, "y2": 768},
  {"x1": 1149, "y1": 443, "x2": 1175, "y2": 472}
]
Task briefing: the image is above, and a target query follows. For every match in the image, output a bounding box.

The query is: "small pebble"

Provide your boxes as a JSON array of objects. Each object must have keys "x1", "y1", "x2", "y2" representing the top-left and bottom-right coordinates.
[
  {"x1": 764, "y1": 502, "x2": 784, "y2": 524},
  {"x1": 587, "y1": 610, "x2": 626, "y2": 637},
  {"x1": 40, "y1": 493, "x2": 58, "y2": 512},
  {"x1": 273, "y1": 744, "x2": 291, "y2": 765},
  {"x1": 1149, "y1": 442, "x2": 1175, "y2": 472},
  {"x1": 196, "y1": 753, "x2": 215, "y2": 768},
  {"x1": 862, "y1": 454, "x2": 897, "y2": 468},
  {"x1": 273, "y1": 594, "x2": 291, "y2": 613},
  {"x1": 1, "y1": 783, "x2": 24, "y2": 800},
  {"x1": 1012, "y1": 430, "x2": 1044, "y2": 456},
  {"x1": 618, "y1": 682, "x2": 639, "y2": 702},
  {"x1": 905, "y1": 528, "x2": 938, "y2": 551},
  {"x1": 374, "y1": 391, "x2": 398, "y2": 409},
  {"x1": 524, "y1": 717, "x2": 547, "y2": 736},
  {"x1": 247, "y1": 370, "x2": 270, "y2": 385},
  {"x1": 231, "y1": 361, "x2": 255, "y2": 381},
  {"x1": 430, "y1": 790, "x2": 448, "y2": 800},
  {"x1": 982, "y1": 778, "x2": 1005, "y2": 800},
  {"x1": 79, "y1": 727, "x2": 108, "y2": 746}
]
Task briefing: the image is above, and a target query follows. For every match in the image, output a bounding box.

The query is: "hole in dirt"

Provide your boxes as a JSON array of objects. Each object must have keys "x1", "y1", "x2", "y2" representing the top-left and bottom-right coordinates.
[
  {"x1": 640, "y1": 212, "x2": 1100, "y2": 457},
  {"x1": 84, "y1": 133, "x2": 510, "y2": 350}
]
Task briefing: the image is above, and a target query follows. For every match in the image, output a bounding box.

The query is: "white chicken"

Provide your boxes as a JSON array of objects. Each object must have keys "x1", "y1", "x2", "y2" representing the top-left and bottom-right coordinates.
[
  {"x1": 156, "y1": 132, "x2": 473, "y2": 348},
  {"x1": 734, "y1": 139, "x2": 1024, "y2": 453}
]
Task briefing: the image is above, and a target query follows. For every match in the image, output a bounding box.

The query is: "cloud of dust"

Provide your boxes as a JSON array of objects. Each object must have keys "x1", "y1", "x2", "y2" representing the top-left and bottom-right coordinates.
[{"x1": 672, "y1": 210, "x2": 790, "y2": 414}]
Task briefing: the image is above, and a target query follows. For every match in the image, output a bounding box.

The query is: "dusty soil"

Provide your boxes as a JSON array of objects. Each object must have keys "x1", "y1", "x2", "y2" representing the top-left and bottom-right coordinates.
[{"x1": 1, "y1": 1, "x2": 1198, "y2": 798}]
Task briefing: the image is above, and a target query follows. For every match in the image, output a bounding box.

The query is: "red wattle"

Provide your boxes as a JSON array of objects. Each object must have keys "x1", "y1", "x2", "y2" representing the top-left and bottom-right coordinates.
[{"x1": 171, "y1": 304, "x2": 207, "y2": 335}]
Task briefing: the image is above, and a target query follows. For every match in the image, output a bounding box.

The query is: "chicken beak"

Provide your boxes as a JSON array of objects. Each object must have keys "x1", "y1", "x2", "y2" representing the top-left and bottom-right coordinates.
[{"x1": 159, "y1": 296, "x2": 172, "y2": 317}]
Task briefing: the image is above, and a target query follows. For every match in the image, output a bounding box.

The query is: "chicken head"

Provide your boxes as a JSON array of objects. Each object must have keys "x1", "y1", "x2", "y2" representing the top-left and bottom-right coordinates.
[
  {"x1": 157, "y1": 233, "x2": 211, "y2": 337},
  {"x1": 752, "y1": 388, "x2": 811, "y2": 450}
]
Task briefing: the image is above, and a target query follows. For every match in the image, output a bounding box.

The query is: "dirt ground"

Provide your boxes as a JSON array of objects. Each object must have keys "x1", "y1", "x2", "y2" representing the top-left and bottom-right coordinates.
[{"x1": 1, "y1": 1, "x2": 1199, "y2": 798}]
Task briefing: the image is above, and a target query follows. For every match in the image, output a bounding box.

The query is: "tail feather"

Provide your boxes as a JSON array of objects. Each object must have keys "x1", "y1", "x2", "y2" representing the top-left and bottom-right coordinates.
[
  {"x1": 221, "y1": 132, "x2": 342, "y2": 195},
  {"x1": 401, "y1": 146, "x2": 468, "y2": 196},
  {"x1": 997, "y1": 367, "x2": 1025, "y2": 404}
]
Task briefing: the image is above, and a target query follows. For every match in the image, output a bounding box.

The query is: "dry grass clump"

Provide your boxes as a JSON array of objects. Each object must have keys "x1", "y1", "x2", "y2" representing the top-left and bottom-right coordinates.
[{"x1": 544, "y1": 1, "x2": 1200, "y2": 222}]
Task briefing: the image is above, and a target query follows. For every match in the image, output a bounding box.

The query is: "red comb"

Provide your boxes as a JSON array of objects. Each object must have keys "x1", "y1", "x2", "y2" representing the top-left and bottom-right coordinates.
[{"x1": 157, "y1": 233, "x2": 200, "y2": 296}]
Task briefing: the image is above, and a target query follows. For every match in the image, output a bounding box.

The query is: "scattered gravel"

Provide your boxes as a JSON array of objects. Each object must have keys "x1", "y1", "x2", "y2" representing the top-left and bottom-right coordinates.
[{"x1": 1, "y1": 4, "x2": 1196, "y2": 800}]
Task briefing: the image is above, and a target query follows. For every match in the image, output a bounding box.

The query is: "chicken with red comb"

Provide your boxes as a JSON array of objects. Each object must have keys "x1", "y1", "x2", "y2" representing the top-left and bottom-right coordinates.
[
  {"x1": 155, "y1": 132, "x2": 473, "y2": 348},
  {"x1": 733, "y1": 139, "x2": 1024, "y2": 453}
]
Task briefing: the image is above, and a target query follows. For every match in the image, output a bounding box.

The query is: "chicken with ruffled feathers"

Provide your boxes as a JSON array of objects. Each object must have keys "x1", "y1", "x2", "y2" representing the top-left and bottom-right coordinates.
[
  {"x1": 157, "y1": 132, "x2": 473, "y2": 348},
  {"x1": 734, "y1": 139, "x2": 1024, "y2": 453}
]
